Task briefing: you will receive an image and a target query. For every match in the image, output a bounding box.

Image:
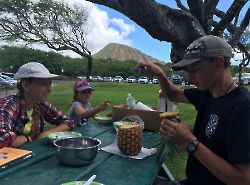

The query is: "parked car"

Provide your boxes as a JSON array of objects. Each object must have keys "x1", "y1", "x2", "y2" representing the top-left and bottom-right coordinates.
[
  {"x1": 0, "y1": 74, "x2": 17, "y2": 86},
  {"x1": 138, "y1": 76, "x2": 149, "y2": 84},
  {"x1": 233, "y1": 73, "x2": 250, "y2": 84},
  {"x1": 127, "y1": 76, "x2": 137, "y2": 83},
  {"x1": 148, "y1": 79, "x2": 153, "y2": 84},
  {"x1": 113, "y1": 76, "x2": 124, "y2": 83},
  {"x1": 103, "y1": 76, "x2": 113, "y2": 82},
  {"x1": 77, "y1": 76, "x2": 87, "y2": 80},
  {"x1": 91, "y1": 76, "x2": 103, "y2": 82},
  {"x1": 169, "y1": 74, "x2": 183, "y2": 85},
  {"x1": 0, "y1": 77, "x2": 15, "y2": 88},
  {"x1": 183, "y1": 79, "x2": 192, "y2": 85},
  {"x1": 1, "y1": 72, "x2": 15, "y2": 78},
  {"x1": 152, "y1": 78, "x2": 158, "y2": 84},
  {"x1": 243, "y1": 77, "x2": 250, "y2": 85}
]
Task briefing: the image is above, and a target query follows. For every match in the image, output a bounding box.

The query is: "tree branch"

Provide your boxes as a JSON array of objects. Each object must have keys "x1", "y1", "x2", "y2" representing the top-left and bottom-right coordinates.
[
  {"x1": 212, "y1": 0, "x2": 248, "y2": 36},
  {"x1": 237, "y1": 43, "x2": 250, "y2": 62},
  {"x1": 84, "y1": 0, "x2": 122, "y2": 11},
  {"x1": 212, "y1": 20, "x2": 250, "y2": 62},
  {"x1": 86, "y1": 0, "x2": 205, "y2": 44},
  {"x1": 0, "y1": 0, "x2": 93, "y2": 74},
  {"x1": 86, "y1": 0, "x2": 206, "y2": 62},
  {"x1": 204, "y1": 0, "x2": 219, "y2": 34},
  {"x1": 229, "y1": 7, "x2": 250, "y2": 47},
  {"x1": 175, "y1": 0, "x2": 189, "y2": 12},
  {"x1": 187, "y1": 0, "x2": 204, "y2": 26},
  {"x1": 214, "y1": 7, "x2": 250, "y2": 47}
]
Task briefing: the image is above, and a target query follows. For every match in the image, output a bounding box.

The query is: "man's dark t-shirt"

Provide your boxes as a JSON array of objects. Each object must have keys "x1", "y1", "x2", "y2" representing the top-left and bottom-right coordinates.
[{"x1": 184, "y1": 86, "x2": 250, "y2": 185}]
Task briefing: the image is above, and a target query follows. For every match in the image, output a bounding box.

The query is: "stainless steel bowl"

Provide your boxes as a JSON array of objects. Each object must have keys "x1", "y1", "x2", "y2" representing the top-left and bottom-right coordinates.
[{"x1": 53, "y1": 136, "x2": 101, "y2": 166}]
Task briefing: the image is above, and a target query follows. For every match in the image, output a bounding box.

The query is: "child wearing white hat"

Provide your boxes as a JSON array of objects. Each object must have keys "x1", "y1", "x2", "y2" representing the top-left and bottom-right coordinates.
[{"x1": 0, "y1": 62, "x2": 74, "y2": 148}]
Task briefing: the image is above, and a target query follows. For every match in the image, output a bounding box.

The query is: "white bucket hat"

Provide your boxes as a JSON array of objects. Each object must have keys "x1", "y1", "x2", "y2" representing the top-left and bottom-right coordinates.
[{"x1": 14, "y1": 62, "x2": 59, "y2": 80}]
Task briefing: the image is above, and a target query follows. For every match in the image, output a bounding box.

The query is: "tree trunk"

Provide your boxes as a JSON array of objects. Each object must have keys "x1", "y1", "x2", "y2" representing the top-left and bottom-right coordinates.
[{"x1": 85, "y1": 55, "x2": 92, "y2": 80}]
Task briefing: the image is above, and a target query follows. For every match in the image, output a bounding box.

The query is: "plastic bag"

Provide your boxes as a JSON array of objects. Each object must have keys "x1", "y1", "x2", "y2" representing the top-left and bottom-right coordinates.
[{"x1": 121, "y1": 115, "x2": 144, "y2": 131}]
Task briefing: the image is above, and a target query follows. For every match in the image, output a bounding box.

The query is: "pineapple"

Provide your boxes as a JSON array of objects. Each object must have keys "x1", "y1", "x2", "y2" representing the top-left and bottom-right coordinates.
[
  {"x1": 117, "y1": 124, "x2": 142, "y2": 156},
  {"x1": 160, "y1": 111, "x2": 181, "y2": 123}
]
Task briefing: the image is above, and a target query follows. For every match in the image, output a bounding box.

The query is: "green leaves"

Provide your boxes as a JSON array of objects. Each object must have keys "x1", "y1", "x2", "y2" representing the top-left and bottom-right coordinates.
[
  {"x1": 0, "y1": 0, "x2": 90, "y2": 54},
  {"x1": 0, "y1": 0, "x2": 92, "y2": 75}
]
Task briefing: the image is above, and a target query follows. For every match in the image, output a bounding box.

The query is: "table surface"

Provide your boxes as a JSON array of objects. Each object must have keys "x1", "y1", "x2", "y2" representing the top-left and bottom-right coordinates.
[{"x1": 0, "y1": 123, "x2": 169, "y2": 185}]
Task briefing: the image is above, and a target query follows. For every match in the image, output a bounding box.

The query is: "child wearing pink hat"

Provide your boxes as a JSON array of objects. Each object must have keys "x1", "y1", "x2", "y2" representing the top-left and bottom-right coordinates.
[{"x1": 68, "y1": 79, "x2": 111, "y2": 126}]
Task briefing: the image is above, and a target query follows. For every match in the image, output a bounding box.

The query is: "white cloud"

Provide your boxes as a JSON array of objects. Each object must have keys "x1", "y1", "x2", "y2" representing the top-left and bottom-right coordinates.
[
  {"x1": 1, "y1": 0, "x2": 135, "y2": 58},
  {"x1": 84, "y1": 4, "x2": 135, "y2": 54}
]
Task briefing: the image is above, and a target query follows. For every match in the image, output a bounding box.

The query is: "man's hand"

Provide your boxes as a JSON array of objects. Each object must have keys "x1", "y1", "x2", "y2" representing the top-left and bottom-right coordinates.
[
  {"x1": 137, "y1": 61, "x2": 165, "y2": 77},
  {"x1": 160, "y1": 119, "x2": 196, "y2": 147}
]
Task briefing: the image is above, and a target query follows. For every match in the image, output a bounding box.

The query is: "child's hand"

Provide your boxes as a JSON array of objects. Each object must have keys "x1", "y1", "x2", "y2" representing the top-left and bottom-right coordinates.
[{"x1": 104, "y1": 100, "x2": 111, "y2": 106}]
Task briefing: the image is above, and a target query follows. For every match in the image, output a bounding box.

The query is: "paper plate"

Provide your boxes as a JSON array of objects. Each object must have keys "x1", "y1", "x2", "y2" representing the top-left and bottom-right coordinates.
[
  {"x1": 94, "y1": 116, "x2": 112, "y2": 124},
  {"x1": 47, "y1": 131, "x2": 82, "y2": 142},
  {"x1": 61, "y1": 181, "x2": 104, "y2": 185}
]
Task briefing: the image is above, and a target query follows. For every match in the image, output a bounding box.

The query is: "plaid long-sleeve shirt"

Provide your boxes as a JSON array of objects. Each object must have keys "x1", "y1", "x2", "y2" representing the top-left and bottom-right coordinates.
[{"x1": 0, "y1": 93, "x2": 74, "y2": 148}]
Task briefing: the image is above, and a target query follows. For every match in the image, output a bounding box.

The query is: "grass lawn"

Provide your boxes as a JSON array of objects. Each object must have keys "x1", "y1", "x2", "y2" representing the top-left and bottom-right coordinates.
[{"x1": 47, "y1": 81, "x2": 250, "y2": 179}]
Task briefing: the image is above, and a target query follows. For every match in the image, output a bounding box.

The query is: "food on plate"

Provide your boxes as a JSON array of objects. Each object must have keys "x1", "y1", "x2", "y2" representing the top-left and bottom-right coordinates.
[{"x1": 117, "y1": 124, "x2": 142, "y2": 156}]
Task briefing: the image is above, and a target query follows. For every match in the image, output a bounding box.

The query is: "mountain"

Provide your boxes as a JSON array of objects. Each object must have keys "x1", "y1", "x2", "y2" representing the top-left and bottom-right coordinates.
[{"x1": 93, "y1": 43, "x2": 164, "y2": 63}]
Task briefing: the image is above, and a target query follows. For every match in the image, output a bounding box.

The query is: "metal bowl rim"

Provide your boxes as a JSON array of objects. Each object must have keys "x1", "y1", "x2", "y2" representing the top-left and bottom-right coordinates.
[{"x1": 53, "y1": 136, "x2": 101, "y2": 149}]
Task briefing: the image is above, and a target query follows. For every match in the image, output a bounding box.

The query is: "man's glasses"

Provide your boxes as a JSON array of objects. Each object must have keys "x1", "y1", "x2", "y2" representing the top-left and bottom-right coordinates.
[
  {"x1": 184, "y1": 64, "x2": 203, "y2": 73},
  {"x1": 184, "y1": 59, "x2": 212, "y2": 73}
]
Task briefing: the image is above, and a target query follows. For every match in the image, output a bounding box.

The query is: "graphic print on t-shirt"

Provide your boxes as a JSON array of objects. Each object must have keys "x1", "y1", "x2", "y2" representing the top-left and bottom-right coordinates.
[{"x1": 205, "y1": 113, "x2": 219, "y2": 138}]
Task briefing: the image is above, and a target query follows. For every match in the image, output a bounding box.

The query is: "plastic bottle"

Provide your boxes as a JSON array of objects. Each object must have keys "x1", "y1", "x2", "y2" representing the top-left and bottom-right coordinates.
[
  {"x1": 158, "y1": 90, "x2": 167, "y2": 112},
  {"x1": 167, "y1": 99, "x2": 174, "y2": 112},
  {"x1": 126, "y1": 93, "x2": 136, "y2": 109}
]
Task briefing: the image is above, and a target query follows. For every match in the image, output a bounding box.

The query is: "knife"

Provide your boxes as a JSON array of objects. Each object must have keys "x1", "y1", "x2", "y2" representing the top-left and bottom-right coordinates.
[{"x1": 83, "y1": 175, "x2": 96, "y2": 185}]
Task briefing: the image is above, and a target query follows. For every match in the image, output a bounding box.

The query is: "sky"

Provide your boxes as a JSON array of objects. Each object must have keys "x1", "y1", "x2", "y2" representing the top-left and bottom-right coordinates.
[{"x1": 3, "y1": 0, "x2": 250, "y2": 65}]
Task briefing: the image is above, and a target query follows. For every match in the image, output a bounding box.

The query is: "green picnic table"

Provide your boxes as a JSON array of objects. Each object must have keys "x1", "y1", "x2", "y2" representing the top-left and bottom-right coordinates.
[{"x1": 0, "y1": 123, "x2": 170, "y2": 185}]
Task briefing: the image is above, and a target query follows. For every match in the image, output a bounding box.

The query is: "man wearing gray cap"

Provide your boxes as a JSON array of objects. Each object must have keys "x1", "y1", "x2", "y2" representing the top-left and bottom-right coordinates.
[
  {"x1": 138, "y1": 35, "x2": 250, "y2": 185},
  {"x1": 0, "y1": 62, "x2": 74, "y2": 148}
]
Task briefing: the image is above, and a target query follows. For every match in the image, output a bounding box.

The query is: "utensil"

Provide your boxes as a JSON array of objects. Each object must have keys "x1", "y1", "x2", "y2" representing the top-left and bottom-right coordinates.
[
  {"x1": 83, "y1": 175, "x2": 96, "y2": 185},
  {"x1": 61, "y1": 180, "x2": 103, "y2": 185},
  {"x1": 53, "y1": 136, "x2": 101, "y2": 166}
]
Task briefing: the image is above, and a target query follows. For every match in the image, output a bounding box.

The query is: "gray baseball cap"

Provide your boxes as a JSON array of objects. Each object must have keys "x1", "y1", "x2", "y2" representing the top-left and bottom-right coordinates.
[
  {"x1": 14, "y1": 62, "x2": 59, "y2": 80},
  {"x1": 172, "y1": 35, "x2": 233, "y2": 71}
]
